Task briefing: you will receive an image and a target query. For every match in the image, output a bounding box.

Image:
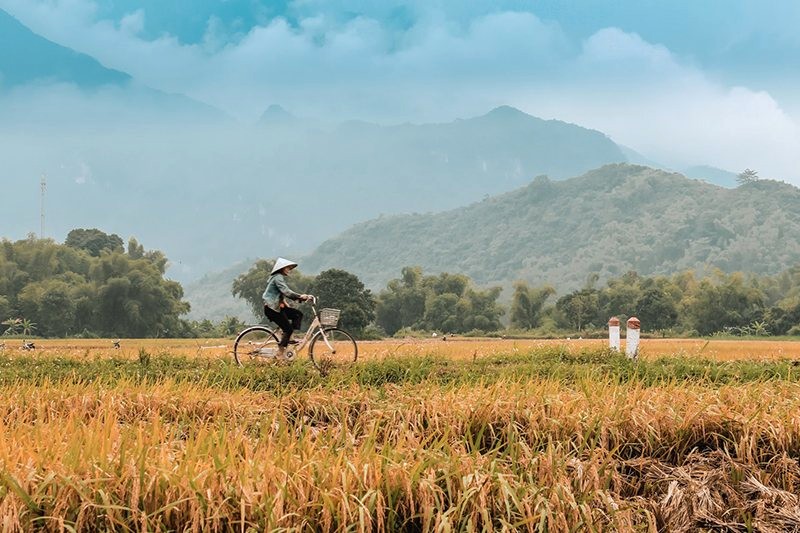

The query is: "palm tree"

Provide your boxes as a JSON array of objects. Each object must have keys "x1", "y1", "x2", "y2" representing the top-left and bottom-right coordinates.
[
  {"x1": 20, "y1": 318, "x2": 36, "y2": 337},
  {"x1": 2, "y1": 318, "x2": 22, "y2": 336}
]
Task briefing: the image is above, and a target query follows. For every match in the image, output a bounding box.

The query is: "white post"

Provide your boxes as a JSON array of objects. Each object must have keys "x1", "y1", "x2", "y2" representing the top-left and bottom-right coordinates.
[
  {"x1": 626, "y1": 317, "x2": 640, "y2": 359},
  {"x1": 608, "y1": 316, "x2": 620, "y2": 352}
]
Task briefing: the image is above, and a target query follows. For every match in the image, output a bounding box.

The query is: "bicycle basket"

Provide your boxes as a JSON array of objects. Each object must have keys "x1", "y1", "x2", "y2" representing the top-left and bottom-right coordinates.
[{"x1": 319, "y1": 308, "x2": 341, "y2": 327}]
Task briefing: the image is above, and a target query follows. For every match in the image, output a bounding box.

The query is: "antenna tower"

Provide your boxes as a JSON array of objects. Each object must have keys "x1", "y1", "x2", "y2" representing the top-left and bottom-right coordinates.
[{"x1": 40, "y1": 173, "x2": 47, "y2": 239}]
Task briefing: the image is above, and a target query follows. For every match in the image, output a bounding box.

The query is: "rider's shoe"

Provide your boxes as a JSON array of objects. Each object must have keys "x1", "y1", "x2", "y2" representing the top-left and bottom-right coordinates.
[{"x1": 287, "y1": 339, "x2": 300, "y2": 345}]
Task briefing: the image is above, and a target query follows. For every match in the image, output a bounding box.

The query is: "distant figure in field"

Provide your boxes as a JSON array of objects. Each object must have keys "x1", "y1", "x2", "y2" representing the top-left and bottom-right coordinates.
[
  {"x1": 262, "y1": 258, "x2": 312, "y2": 360},
  {"x1": 22, "y1": 340, "x2": 35, "y2": 350},
  {"x1": 113, "y1": 339, "x2": 121, "y2": 349}
]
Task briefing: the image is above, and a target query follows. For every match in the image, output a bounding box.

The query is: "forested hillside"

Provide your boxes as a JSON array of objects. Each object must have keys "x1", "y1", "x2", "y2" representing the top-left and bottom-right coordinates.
[
  {"x1": 1, "y1": 100, "x2": 628, "y2": 281},
  {"x1": 183, "y1": 259, "x2": 255, "y2": 322},
  {"x1": 0, "y1": 232, "x2": 189, "y2": 337},
  {"x1": 304, "y1": 164, "x2": 800, "y2": 291}
]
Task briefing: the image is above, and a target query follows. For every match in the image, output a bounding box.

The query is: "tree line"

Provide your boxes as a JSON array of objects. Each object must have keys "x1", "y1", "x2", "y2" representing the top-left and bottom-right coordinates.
[
  {"x1": 234, "y1": 262, "x2": 800, "y2": 338},
  {"x1": 532, "y1": 268, "x2": 800, "y2": 337},
  {"x1": 0, "y1": 231, "x2": 189, "y2": 338},
  {"x1": 5, "y1": 228, "x2": 800, "y2": 338}
]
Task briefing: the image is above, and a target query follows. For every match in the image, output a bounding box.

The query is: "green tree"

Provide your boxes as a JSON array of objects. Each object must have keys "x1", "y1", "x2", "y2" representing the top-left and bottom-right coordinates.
[
  {"x1": 423, "y1": 272, "x2": 470, "y2": 297},
  {"x1": 767, "y1": 303, "x2": 800, "y2": 335},
  {"x1": 18, "y1": 279, "x2": 76, "y2": 336},
  {"x1": 376, "y1": 267, "x2": 427, "y2": 335},
  {"x1": 308, "y1": 269, "x2": 375, "y2": 334},
  {"x1": 0, "y1": 296, "x2": 11, "y2": 322},
  {"x1": 556, "y1": 288, "x2": 600, "y2": 331},
  {"x1": 1, "y1": 318, "x2": 21, "y2": 336},
  {"x1": 510, "y1": 282, "x2": 555, "y2": 329},
  {"x1": 634, "y1": 278, "x2": 678, "y2": 331},
  {"x1": 423, "y1": 293, "x2": 461, "y2": 332},
  {"x1": 682, "y1": 272, "x2": 764, "y2": 335},
  {"x1": 127, "y1": 237, "x2": 145, "y2": 259},
  {"x1": 19, "y1": 318, "x2": 36, "y2": 336},
  {"x1": 218, "y1": 315, "x2": 246, "y2": 336},
  {"x1": 459, "y1": 286, "x2": 504, "y2": 332},
  {"x1": 377, "y1": 267, "x2": 504, "y2": 334},
  {"x1": 736, "y1": 168, "x2": 759, "y2": 186},
  {"x1": 598, "y1": 272, "x2": 641, "y2": 320},
  {"x1": 65, "y1": 228, "x2": 124, "y2": 257},
  {"x1": 1, "y1": 235, "x2": 189, "y2": 338}
]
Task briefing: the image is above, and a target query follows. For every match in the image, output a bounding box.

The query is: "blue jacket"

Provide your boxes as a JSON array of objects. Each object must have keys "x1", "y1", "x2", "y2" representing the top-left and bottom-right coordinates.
[{"x1": 262, "y1": 273, "x2": 302, "y2": 312}]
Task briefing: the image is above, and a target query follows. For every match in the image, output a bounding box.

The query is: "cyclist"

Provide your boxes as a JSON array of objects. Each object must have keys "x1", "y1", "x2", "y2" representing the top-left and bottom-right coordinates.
[{"x1": 262, "y1": 257, "x2": 311, "y2": 359}]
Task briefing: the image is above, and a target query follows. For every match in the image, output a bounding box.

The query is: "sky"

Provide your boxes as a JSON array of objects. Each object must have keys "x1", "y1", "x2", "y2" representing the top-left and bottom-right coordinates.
[{"x1": 1, "y1": 0, "x2": 799, "y2": 181}]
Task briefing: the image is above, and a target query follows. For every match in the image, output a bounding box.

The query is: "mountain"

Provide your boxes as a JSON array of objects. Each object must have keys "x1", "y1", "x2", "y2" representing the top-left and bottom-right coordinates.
[
  {"x1": 258, "y1": 104, "x2": 299, "y2": 125},
  {"x1": 618, "y1": 145, "x2": 668, "y2": 170},
  {"x1": 302, "y1": 164, "x2": 800, "y2": 292},
  {"x1": 1, "y1": 102, "x2": 630, "y2": 283},
  {"x1": 244, "y1": 104, "x2": 629, "y2": 232},
  {"x1": 0, "y1": 8, "x2": 226, "y2": 122},
  {"x1": 597, "y1": 145, "x2": 741, "y2": 190},
  {"x1": 182, "y1": 259, "x2": 255, "y2": 323},
  {"x1": 0, "y1": 9, "x2": 129, "y2": 88},
  {"x1": 681, "y1": 165, "x2": 739, "y2": 188}
]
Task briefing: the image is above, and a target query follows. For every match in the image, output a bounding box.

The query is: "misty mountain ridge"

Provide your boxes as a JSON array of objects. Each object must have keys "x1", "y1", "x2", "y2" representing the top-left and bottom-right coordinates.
[
  {"x1": 182, "y1": 258, "x2": 255, "y2": 323},
  {"x1": 0, "y1": 9, "x2": 226, "y2": 122},
  {"x1": 681, "y1": 165, "x2": 739, "y2": 188},
  {"x1": 0, "y1": 9, "x2": 128, "y2": 88},
  {"x1": 302, "y1": 164, "x2": 800, "y2": 292},
  {"x1": 259, "y1": 104, "x2": 298, "y2": 125},
  {"x1": 619, "y1": 144, "x2": 739, "y2": 189},
  {"x1": 0, "y1": 8, "x2": 753, "y2": 302},
  {"x1": 1, "y1": 99, "x2": 635, "y2": 284}
]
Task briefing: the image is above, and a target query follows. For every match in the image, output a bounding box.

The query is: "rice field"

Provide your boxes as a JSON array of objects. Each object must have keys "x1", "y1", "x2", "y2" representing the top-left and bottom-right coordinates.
[
  {"x1": 1, "y1": 337, "x2": 800, "y2": 531},
  {"x1": 5, "y1": 336, "x2": 800, "y2": 362}
]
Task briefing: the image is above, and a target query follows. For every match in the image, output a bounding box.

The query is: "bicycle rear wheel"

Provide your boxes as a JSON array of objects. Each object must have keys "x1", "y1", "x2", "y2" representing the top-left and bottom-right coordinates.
[
  {"x1": 309, "y1": 328, "x2": 358, "y2": 373},
  {"x1": 233, "y1": 326, "x2": 280, "y2": 366}
]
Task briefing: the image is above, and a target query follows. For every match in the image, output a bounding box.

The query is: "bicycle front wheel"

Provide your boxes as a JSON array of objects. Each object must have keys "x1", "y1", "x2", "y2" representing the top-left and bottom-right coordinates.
[
  {"x1": 233, "y1": 326, "x2": 280, "y2": 366},
  {"x1": 309, "y1": 328, "x2": 358, "y2": 372}
]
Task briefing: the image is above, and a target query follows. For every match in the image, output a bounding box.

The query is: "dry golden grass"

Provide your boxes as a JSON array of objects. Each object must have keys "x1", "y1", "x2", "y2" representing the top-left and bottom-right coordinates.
[
  {"x1": 4, "y1": 336, "x2": 800, "y2": 362},
  {"x1": 2, "y1": 337, "x2": 800, "y2": 530},
  {"x1": 0, "y1": 378, "x2": 799, "y2": 531}
]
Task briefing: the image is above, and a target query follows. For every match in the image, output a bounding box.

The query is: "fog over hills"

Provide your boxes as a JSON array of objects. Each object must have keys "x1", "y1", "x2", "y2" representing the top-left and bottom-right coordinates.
[
  {"x1": 303, "y1": 164, "x2": 800, "y2": 292},
  {"x1": 0, "y1": 8, "x2": 225, "y2": 122},
  {"x1": 1, "y1": 95, "x2": 630, "y2": 282},
  {"x1": 3, "y1": 6, "x2": 784, "y2": 322},
  {"x1": 0, "y1": 9, "x2": 128, "y2": 88}
]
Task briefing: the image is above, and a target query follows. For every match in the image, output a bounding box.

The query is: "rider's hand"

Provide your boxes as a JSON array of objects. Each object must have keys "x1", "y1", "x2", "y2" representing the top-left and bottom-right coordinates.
[{"x1": 300, "y1": 294, "x2": 311, "y2": 301}]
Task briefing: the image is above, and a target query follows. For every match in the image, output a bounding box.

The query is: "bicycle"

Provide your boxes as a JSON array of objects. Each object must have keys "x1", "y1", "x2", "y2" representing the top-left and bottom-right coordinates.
[{"x1": 233, "y1": 296, "x2": 358, "y2": 373}]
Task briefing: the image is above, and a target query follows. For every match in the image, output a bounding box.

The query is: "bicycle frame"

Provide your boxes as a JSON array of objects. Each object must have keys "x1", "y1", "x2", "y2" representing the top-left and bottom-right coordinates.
[{"x1": 285, "y1": 296, "x2": 335, "y2": 356}]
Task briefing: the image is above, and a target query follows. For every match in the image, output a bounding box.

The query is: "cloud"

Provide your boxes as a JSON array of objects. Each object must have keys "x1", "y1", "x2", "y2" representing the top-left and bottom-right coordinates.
[
  {"x1": 118, "y1": 9, "x2": 144, "y2": 36},
  {"x1": 511, "y1": 28, "x2": 800, "y2": 180},
  {"x1": 2, "y1": 0, "x2": 799, "y2": 181},
  {"x1": 0, "y1": 0, "x2": 567, "y2": 117}
]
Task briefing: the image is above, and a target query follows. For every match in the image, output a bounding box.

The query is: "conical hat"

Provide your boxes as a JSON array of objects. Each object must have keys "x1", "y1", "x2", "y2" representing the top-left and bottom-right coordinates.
[{"x1": 271, "y1": 257, "x2": 298, "y2": 274}]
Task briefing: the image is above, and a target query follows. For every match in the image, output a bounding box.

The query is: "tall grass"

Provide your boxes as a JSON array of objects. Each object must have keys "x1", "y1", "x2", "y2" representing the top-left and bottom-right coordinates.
[
  {"x1": 1, "y1": 347, "x2": 799, "y2": 530},
  {"x1": 2, "y1": 347, "x2": 800, "y2": 390}
]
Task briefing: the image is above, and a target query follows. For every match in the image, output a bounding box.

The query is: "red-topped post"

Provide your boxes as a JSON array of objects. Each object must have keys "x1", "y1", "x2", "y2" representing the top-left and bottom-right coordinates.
[
  {"x1": 626, "y1": 317, "x2": 640, "y2": 359},
  {"x1": 608, "y1": 316, "x2": 620, "y2": 351}
]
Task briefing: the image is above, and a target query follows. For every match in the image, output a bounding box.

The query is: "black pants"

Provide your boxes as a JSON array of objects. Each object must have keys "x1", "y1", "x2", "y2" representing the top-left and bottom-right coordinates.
[{"x1": 264, "y1": 305, "x2": 303, "y2": 347}]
